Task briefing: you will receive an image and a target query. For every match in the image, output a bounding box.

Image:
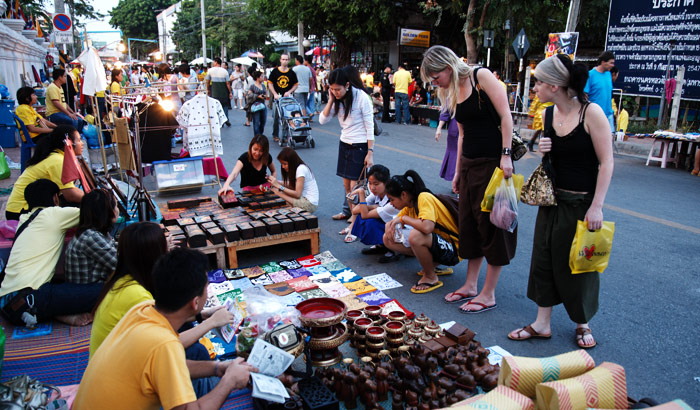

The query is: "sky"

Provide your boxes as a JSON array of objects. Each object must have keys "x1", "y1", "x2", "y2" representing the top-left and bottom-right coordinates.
[{"x1": 55, "y1": 0, "x2": 122, "y2": 45}]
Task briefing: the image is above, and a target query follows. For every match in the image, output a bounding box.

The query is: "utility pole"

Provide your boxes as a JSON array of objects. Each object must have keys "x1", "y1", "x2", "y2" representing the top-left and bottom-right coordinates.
[
  {"x1": 565, "y1": 0, "x2": 581, "y2": 32},
  {"x1": 658, "y1": 40, "x2": 677, "y2": 127},
  {"x1": 220, "y1": 0, "x2": 226, "y2": 59},
  {"x1": 298, "y1": 21, "x2": 304, "y2": 56},
  {"x1": 200, "y1": 0, "x2": 207, "y2": 62}
]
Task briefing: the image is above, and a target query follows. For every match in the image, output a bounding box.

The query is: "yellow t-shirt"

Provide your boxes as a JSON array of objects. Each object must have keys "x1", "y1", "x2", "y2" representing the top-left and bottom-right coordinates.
[
  {"x1": 73, "y1": 301, "x2": 196, "y2": 410},
  {"x1": 14, "y1": 104, "x2": 43, "y2": 139},
  {"x1": 90, "y1": 275, "x2": 154, "y2": 357},
  {"x1": 96, "y1": 90, "x2": 105, "y2": 98},
  {"x1": 365, "y1": 74, "x2": 374, "y2": 88},
  {"x1": 396, "y1": 192, "x2": 459, "y2": 253},
  {"x1": 6, "y1": 151, "x2": 76, "y2": 213},
  {"x1": 393, "y1": 70, "x2": 412, "y2": 94},
  {"x1": 0, "y1": 207, "x2": 80, "y2": 297},
  {"x1": 110, "y1": 81, "x2": 121, "y2": 96},
  {"x1": 45, "y1": 82, "x2": 64, "y2": 117}
]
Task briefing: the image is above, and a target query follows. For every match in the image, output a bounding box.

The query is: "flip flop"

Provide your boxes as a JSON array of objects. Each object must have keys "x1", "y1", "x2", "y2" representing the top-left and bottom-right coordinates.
[
  {"x1": 459, "y1": 300, "x2": 497, "y2": 314},
  {"x1": 508, "y1": 325, "x2": 552, "y2": 341},
  {"x1": 418, "y1": 267, "x2": 454, "y2": 276},
  {"x1": 344, "y1": 234, "x2": 358, "y2": 243},
  {"x1": 332, "y1": 213, "x2": 350, "y2": 220},
  {"x1": 575, "y1": 327, "x2": 597, "y2": 349},
  {"x1": 443, "y1": 292, "x2": 476, "y2": 304},
  {"x1": 410, "y1": 280, "x2": 443, "y2": 294}
]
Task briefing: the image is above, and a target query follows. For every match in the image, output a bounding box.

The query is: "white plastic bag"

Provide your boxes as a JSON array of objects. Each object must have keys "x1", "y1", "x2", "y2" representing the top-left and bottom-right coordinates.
[{"x1": 490, "y1": 177, "x2": 519, "y2": 232}]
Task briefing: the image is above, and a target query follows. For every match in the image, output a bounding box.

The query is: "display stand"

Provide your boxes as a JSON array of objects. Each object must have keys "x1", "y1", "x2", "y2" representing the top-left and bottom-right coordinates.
[{"x1": 105, "y1": 81, "x2": 223, "y2": 221}]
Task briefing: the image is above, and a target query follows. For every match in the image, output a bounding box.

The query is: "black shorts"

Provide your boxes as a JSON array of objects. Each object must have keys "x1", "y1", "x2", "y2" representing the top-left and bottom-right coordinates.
[{"x1": 429, "y1": 234, "x2": 460, "y2": 266}]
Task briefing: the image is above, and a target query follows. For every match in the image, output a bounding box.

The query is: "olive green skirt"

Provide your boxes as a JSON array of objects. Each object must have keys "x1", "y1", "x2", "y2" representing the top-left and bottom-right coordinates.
[{"x1": 527, "y1": 190, "x2": 599, "y2": 323}]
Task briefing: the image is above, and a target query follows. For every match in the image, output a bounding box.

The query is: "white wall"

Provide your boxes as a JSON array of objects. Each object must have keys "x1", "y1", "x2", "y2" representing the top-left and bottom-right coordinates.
[{"x1": 0, "y1": 22, "x2": 47, "y2": 103}]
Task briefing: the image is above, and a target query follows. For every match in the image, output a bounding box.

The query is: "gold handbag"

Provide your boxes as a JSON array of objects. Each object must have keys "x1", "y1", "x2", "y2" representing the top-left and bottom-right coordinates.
[{"x1": 520, "y1": 155, "x2": 557, "y2": 206}]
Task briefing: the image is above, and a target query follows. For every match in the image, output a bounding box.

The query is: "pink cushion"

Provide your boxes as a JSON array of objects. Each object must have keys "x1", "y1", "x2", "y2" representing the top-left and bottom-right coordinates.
[{"x1": 0, "y1": 220, "x2": 19, "y2": 240}]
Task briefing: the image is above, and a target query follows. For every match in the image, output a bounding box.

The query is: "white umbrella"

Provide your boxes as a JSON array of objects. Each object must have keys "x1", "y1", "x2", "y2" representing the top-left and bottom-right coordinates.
[
  {"x1": 231, "y1": 56, "x2": 256, "y2": 66},
  {"x1": 190, "y1": 57, "x2": 213, "y2": 65}
]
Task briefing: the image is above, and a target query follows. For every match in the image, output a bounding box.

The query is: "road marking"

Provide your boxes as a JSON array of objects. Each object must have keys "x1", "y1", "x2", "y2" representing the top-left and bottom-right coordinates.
[
  {"x1": 313, "y1": 126, "x2": 700, "y2": 234},
  {"x1": 603, "y1": 204, "x2": 700, "y2": 235}
]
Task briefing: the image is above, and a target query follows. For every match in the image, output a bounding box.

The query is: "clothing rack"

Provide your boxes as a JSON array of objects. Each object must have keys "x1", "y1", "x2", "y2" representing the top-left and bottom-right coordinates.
[{"x1": 104, "y1": 81, "x2": 222, "y2": 221}]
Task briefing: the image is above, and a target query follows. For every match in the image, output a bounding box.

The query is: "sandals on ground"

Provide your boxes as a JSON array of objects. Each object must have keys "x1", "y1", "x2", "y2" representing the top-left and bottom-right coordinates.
[
  {"x1": 508, "y1": 324, "x2": 552, "y2": 341},
  {"x1": 575, "y1": 327, "x2": 597, "y2": 349}
]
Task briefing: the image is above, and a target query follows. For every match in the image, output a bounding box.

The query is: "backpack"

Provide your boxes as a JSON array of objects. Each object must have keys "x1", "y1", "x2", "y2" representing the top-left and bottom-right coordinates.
[{"x1": 434, "y1": 194, "x2": 459, "y2": 238}]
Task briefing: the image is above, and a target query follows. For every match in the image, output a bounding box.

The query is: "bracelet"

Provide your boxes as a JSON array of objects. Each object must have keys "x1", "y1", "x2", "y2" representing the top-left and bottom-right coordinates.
[
  {"x1": 359, "y1": 202, "x2": 367, "y2": 205},
  {"x1": 368, "y1": 148, "x2": 374, "y2": 152}
]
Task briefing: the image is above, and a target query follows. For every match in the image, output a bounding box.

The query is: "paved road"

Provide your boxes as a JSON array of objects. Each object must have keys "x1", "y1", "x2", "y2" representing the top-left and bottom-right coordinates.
[{"x1": 165, "y1": 108, "x2": 700, "y2": 405}]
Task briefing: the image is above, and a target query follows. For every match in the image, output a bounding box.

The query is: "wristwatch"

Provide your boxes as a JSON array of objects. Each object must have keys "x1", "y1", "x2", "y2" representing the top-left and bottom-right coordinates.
[
  {"x1": 279, "y1": 186, "x2": 284, "y2": 192},
  {"x1": 502, "y1": 147, "x2": 512, "y2": 156}
]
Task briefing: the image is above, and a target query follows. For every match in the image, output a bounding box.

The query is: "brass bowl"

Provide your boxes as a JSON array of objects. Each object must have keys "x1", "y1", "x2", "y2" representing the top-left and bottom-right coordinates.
[
  {"x1": 354, "y1": 317, "x2": 373, "y2": 334},
  {"x1": 384, "y1": 320, "x2": 406, "y2": 336},
  {"x1": 386, "y1": 335, "x2": 405, "y2": 345},
  {"x1": 387, "y1": 311, "x2": 407, "y2": 322},
  {"x1": 364, "y1": 305, "x2": 382, "y2": 318},
  {"x1": 308, "y1": 322, "x2": 349, "y2": 350},
  {"x1": 346, "y1": 309, "x2": 365, "y2": 326},
  {"x1": 296, "y1": 298, "x2": 347, "y2": 328},
  {"x1": 366, "y1": 338, "x2": 386, "y2": 349},
  {"x1": 366, "y1": 326, "x2": 386, "y2": 343}
]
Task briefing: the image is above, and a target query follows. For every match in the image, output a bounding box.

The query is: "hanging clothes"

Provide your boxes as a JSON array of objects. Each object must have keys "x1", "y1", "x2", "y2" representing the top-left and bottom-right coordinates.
[
  {"x1": 176, "y1": 94, "x2": 227, "y2": 157},
  {"x1": 138, "y1": 102, "x2": 179, "y2": 164}
]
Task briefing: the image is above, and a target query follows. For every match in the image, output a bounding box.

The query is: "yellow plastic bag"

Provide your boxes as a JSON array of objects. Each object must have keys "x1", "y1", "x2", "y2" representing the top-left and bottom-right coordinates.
[
  {"x1": 481, "y1": 168, "x2": 524, "y2": 212},
  {"x1": 569, "y1": 220, "x2": 615, "y2": 274}
]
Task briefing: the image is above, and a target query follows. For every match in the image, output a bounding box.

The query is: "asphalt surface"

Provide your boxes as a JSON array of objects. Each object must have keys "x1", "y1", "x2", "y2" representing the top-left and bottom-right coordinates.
[{"x1": 161, "y1": 107, "x2": 699, "y2": 405}]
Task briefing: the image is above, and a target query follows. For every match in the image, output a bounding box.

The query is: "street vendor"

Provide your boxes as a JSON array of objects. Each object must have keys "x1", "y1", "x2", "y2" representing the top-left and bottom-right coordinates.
[{"x1": 219, "y1": 134, "x2": 277, "y2": 194}]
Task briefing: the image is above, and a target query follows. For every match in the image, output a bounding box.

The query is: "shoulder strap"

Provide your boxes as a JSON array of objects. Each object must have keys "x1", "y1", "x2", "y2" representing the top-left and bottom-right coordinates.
[
  {"x1": 578, "y1": 103, "x2": 590, "y2": 123},
  {"x1": 544, "y1": 106, "x2": 554, "y2": 132},
  {"x1": 13, "y1": 208, "x2": 43, "y2": 242},
  {"x1": 472, "y1": 67, "x2": 482, "y2": 87}
]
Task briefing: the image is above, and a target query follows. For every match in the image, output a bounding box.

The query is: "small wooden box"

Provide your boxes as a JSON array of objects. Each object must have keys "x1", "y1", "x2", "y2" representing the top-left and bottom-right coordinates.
[
  {"x1": 218, "y1": 191, "x2": 239, "y2": 208},
  {"x1": 201, "y1": 222, "x2": 218, "y2": 230},
  {"x1": 237, "y1": 222, "x2": 254, "y2": 239},
  {"x1": 262, "y1": 218, "x2": 282, "y2": 235},
  {"x1": 302, "y1": 214, "x2": 318, "y2": 229},
  {"x1": 177, "y1": 218, "x2": 195, "y2": 228},
  {"x1": 194, "y1": 215, "x2": 212, "y2": 224},
  {"x1": 185, "y1": 226, "x2": 207, "y2": 248},
  {"x1": 276, "y1": 217, "x2": 294, "y2": 233},
  {"x1": 250, "y1": 220, "x2": 267, "y2": 237},
  {"x1": 445, "y1": 323, "x2": 475, "y2": 345},
  {"x1": 206, "y1": 227, "x2": 225, "y2": 244},
  {"x1": 221, "y1": 224, "x2": 240, "y2": 242},
  {"x1": 290, "y1": 216, "x2": 307, "y2": 231}
]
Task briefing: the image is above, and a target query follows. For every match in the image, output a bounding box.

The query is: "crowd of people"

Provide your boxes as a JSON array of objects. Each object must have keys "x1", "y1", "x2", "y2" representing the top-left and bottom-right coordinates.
[{"x1": 0, "y1": 42, "x2": 623, "y2": 408}]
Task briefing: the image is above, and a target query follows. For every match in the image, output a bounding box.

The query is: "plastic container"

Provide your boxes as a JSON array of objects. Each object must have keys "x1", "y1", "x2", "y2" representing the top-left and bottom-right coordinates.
[
  {"x1": 0, "y1": 125, "x2": 17, "y2": 148},
  {"x1": 0, "y1": 100, "x2": 15, "y2": 126},
  {"x1": 429, "y1": 119, "x2": 438, "y2": 128},
  {"x1": 153, "y1": 157, "x2": 205, "y2": 190}
]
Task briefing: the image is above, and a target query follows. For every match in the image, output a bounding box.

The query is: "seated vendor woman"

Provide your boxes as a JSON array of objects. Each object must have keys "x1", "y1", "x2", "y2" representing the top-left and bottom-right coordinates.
[
  {"x1": 5, "y1": 125, "x2": 85, "y2": 220},
  {"x1": 14, "y1": 86, "x2": 56, "y2": 144},
  {"x1": 219, "y1": 134, "x2": 277, "y2": 194},
  {"x1": 383, "y1": 170, "x2": 460, "y2": 294},
  {"x1": 267, "y1": 147, "x2": 319, "y2": 213}
]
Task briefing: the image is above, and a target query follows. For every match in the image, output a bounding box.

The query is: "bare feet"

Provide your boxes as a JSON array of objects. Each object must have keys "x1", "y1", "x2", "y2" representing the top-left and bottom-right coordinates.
[{"x1": 57, "y1": 313, "x2": 93, "y2": 326}]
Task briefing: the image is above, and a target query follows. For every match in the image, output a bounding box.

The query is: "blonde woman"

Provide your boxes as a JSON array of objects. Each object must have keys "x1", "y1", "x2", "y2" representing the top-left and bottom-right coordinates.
[
  {"x1": 508, "y1": 54, "x2": 613, "y2": 349},
  {"x1": 420, "y1": 45, "x2": 516, "y2": 313}
]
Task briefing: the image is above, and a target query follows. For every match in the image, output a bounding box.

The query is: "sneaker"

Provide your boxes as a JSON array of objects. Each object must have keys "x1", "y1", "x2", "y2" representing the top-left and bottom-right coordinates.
[
  {"x1": 378, "y1": 252, "x2": 402, "y2": 263},
  {"x1": 225, "y1": 121, "x2": 231, "y2": 127}
]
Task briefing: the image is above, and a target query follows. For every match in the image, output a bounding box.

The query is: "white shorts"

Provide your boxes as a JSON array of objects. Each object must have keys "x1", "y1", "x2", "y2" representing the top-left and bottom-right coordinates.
[{"x1": 233, "y1": 89, "x2": 243, "y2": 100}]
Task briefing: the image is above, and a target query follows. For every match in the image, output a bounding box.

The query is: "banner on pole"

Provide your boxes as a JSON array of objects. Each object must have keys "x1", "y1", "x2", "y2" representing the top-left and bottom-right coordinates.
[
  {"x1": 545, "y1": 32, "x2": 579, "y2": 60},
  {"x1": 399, "y1": 28, "x2": 431, "y2": 48}
]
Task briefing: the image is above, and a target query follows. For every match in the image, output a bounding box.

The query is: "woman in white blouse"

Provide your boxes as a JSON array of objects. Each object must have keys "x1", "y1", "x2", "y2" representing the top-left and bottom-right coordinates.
[{"x1": 319, "y1": 66, "x2": 375, "y2": 221}]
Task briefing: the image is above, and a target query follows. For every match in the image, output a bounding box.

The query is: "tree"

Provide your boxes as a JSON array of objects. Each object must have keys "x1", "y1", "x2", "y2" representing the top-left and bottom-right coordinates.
[
  {"x1": 171, "y1": 0, "x2": 270, "y2": 62},
  {"x1": 110, "y1": 0, "x2": 175, "y2": 58},
  {"x1": 249, "y1": 0, "x2": 397, "y2": 66},
  {"x1": 14, "y1": 0, "x2": 103, "y2": 35}
]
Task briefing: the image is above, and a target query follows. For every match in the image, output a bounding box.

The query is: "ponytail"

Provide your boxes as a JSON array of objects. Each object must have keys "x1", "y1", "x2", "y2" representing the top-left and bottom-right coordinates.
[
  {"x1": 555, "y1": 54, "x2": 589, "y2": 103},
  {"x1": 385, "y1": 169, "x2": 430, "y2": 205}
]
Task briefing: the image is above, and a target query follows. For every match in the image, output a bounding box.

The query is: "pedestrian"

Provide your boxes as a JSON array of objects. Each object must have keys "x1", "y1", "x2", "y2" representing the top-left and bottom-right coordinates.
[
  {"x1": 319, "y1": 66, "x2": 375, "y2": 221},
  {"x1": 247, "y1": 71, "x2": 268, "y2": 135},
  {"x1": 292, "y1": 55, "x2": 313, "y2": 117},
  {"x1": 421, "y1": 45, "x2": 516, "y2": 313},
  {"x1": 304, "y1": 56, "x2": 318, "y2": 119},
  {"x1": 206, "y1": 57, "x2": 232, "y2": 127},
  {"x1": 584, "y1": 51, "x2": 615, "y2": 132},
  {"x1": 316, "y1": 66, "x2": 328, "y2": 105},
  {"x1": 267, "y1": 147, "x2": 319, "y2": 213},
  {"x1": 392, "y1": 63, "x2": 412, "y2": 125},
  {"x1": 527, "y1": 95, "x2": 553, "y2": 151},
  {"x1": 382, "y1": 170, "x2": 460, "y2": 293},
  {"x1": 268, "y1": 53, "x2": 299, "y2": 143},
  {"x1": 379, "y1": 64, "x2": 393, "y2": 123},
  {"x1": 508, "y1": 54, "x2": 614, "y2": 349},
  {"x1": 435, "y1": 108, "x2": 459, "y2": 182},
  {"x1": 230, "y1": 64, "x2": 245, "y2": 109}
]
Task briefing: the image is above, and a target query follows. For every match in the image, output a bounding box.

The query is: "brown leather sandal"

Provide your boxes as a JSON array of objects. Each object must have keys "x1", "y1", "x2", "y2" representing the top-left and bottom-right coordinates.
[
  {"x1": 508, "y1": 325, "x2": 552, "y2": 341},
  {"x1": 575, "y1": 327, "x2": 597, "y2": 349}
]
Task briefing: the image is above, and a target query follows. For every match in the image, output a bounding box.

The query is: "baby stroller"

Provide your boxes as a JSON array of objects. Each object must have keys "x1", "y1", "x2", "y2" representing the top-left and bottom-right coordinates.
[{"x1": 275, "y1": 96, "x2": 315, "y2": 148}]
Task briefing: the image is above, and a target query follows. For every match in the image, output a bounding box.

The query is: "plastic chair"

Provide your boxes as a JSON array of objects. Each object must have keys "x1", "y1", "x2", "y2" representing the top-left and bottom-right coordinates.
[{"x1": 12, "y1": 113, "x2": 36, "y2": 172}]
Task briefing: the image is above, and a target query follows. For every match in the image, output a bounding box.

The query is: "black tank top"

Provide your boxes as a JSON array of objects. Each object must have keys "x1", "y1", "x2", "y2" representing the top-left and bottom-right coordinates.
[
  {"x1": 546, "y1": 104, "x2": 599, "y2": 192},
  {"x1": 454, "y1": 68, "x2": 502, "y2": 159}
]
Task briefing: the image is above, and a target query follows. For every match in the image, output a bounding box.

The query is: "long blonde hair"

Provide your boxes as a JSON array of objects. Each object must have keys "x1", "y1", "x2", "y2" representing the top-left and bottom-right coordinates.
[{"x1": 420, "y1": 45, "x2": 473, "y2": 116}]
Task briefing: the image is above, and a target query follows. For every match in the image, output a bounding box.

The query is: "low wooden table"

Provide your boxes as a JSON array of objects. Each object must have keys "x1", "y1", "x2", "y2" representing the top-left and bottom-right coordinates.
[
  {"x1": 226, "y1": 228, "x2": 321, "y2": 268},
  {"x1": 197, "y1": 241, "x2": 228, "y2": 269}
]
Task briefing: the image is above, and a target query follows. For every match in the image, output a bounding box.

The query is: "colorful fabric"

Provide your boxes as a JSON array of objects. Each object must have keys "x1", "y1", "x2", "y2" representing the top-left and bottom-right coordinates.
[
  {"x1": 498, "y1": 350, "x2": 595, "y2": 398},
  {"x1": 453, "y1": 386, "x2": 534, "y2": 410},
  {"x1": 535, "y1": 362, "x2": 627, "y2": 410}
]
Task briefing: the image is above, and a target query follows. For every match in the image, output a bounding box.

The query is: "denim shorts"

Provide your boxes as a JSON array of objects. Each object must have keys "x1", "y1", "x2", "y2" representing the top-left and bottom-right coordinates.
[{"x1": 336, "y1": 141, "x2": 367, "y2": 180}]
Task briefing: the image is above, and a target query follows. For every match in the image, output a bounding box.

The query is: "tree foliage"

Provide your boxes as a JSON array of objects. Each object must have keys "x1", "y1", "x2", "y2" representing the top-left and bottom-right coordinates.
[
  {"x1": 110, "y1": 0, "x2": 174, "y2": 57},
  {"x1": 249, "y1": 0, "x2": 397, "y2": 65},
  {"x1": 171, "y1": 0, "x2": 270, "y2": 62}
]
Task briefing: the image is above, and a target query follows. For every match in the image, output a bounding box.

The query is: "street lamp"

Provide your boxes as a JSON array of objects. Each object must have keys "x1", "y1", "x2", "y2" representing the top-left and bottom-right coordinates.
[
  {"x1": 118, "y1": 42, "x2": 126, "y2": 52},
  {"x1": 302, "y1": 39, "x2": 311, "y2": 48}
]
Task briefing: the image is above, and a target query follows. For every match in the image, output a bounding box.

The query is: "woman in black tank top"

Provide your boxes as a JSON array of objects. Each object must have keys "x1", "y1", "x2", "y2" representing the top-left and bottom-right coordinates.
[
  {"x1": 421, "y1": 46, "x2": 516, "y2": 314},
  {"x1": 508, "y1": 54, "x2": 614, "y2": 349}
]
